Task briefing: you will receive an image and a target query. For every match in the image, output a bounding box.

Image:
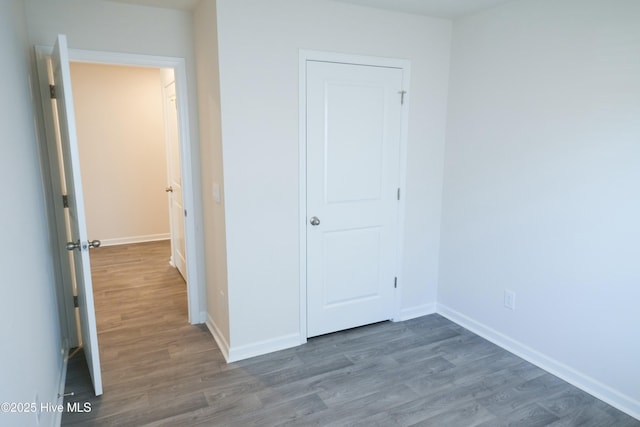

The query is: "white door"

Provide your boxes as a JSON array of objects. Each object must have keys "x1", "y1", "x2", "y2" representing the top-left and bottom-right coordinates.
[
  {"x1": 306, "y1": 60, "x2": 404, "y2": 337},
  {"x1": 51, "y1": 35, "x2": 103, "y2": 396},
  {"x1": 164, "y1": 81, "x2": 186, "y2": 279}
]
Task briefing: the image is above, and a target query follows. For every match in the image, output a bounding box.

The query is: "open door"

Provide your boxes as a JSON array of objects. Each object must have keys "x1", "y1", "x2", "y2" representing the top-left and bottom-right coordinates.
[
  {"x1": 164, "y1": 79, "x2": 187, "y2": 279},
  {"x1": 51, "y1": 34, "x2": 103, "y2": 396}
]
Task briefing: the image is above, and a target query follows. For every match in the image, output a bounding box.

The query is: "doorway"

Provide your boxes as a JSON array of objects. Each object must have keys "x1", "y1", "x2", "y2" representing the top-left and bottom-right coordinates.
[
  {"x1": 36, "y1": 46, "x2": 202, "y2": 324},
  {"x1": 35, "y1": 42, "x2": 202, "y2": 396},
  {"x1": 68, "y1": 60, "x2": 189, "y2": 338},
  {"x1": 69, "y1": 62, "x2": 178, "y2": 253}
]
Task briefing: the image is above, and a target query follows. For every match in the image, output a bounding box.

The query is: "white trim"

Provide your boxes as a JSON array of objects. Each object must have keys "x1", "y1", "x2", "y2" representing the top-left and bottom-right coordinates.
[
  {"x1": 437, "y1": 303, "x2": 640, "y2": 421},
  {"x1": 206, "y1": 315, "x2": 300, "y2": 364},
  {"x1": 393, "y1": 62, "x2": 411, "y2": 322},
  {"x1": 52, "y1": 346, "x2": 69, "y2": 427},
  {"x1": 206, "y1": 314, "x2": 230, "y2": 362},
  {"x1": 66, "y1": 49, "x2": 182, "y2": 69},
  {"x1": 396, "y1": 303, "x2": 436, "y2": 322},
  {"x1": 298, "y1": 52, "x2": 308, "y2": 345},
  {"x1": 300, "y1": 50, "x2": 413, "y2": 70},
  {"x1": 227, "y1": 333, "x2": 302, "y2": 363},
  {"x1": 35, "y1": 45, "x2": 202, "y2": 326},
  {"x1": 99, "y1": 234, "x2": 170, "y2": 247},
  {"x1": 298, "y1": 49, "x2": 411, "y2": 341}
]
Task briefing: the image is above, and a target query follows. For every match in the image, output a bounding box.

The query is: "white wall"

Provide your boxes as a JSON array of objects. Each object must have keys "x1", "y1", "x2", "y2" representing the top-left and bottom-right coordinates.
[
  {"x1": 25, "y1": 0, "x2": 207, "y2": 318},
  {"x1": 193, "y1": 0, "x2": 231, "y2": 353},
  {"x1": 216, "y1": 0, "x2": 451, "y2": 354},
  {"x1": 0, "y1": 1, "x2": 64, "y2": 426},
  {"x1": 440, "y1": 0, "x2": 640, "y2": 417},
  {"x1": 71, "y1": 62, "x2": 170, "y2": 245}
]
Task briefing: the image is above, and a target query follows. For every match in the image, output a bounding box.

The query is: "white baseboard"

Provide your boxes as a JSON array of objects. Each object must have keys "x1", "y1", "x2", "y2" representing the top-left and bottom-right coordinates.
[
  {"x1": 51, "y1": 346, "x2": 69, "y2": 427},
  {"x1": 199, "y1": 311, "x2": 208, "y2": 325},
  {"x1": 99, "y1": 234, "x2": 170, "y2": 247},
  {"x1": 227, "y1": 333, "x2": 301, "y2": 363},
  {"x1": 437, "y1": 303, "x2": 640, "y2": 421},
  {"x1": 396, "y1": 303, "x2": 436, "y2": 321},
  {"x1": 206, "y1": 313, "x2": 230, "y2": 362},
  {"x1": 205, "y1": 314, "x2": 301, "y2": 363}
]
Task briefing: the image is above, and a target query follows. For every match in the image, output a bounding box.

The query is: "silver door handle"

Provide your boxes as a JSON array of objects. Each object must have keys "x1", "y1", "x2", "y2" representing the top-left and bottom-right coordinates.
[
  {"x1": 66, "y1": 240, "x2": 80, "y2": 251},
  {"x1": 66, "y1": 240, "x2": 100, "y2": 251},
  {"x1": 310, "y1": 216, "x2": 320, "y2": 226},
  {"x1": 166, "y1": 186, "x2": 173, "y2": 192}
]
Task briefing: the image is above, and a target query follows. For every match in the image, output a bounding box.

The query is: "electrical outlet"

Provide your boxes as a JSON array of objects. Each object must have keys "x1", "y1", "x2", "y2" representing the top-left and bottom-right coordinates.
[{"x1": 504, "y1": 289, "x2": 516, "y2": 310}]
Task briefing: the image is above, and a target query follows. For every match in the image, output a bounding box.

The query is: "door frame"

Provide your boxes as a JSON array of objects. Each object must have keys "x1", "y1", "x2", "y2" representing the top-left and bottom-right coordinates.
[
  {"x1": 298, "y1": 50, "x2": 411, "y2": 343},
  {"x1": 35, "y1": 46, "x2": 203, "y2": 341}
]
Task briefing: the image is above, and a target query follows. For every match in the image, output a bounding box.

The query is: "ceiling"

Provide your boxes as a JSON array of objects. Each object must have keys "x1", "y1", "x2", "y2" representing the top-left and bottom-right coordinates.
[{"x1": 103, "y1": 0, "x2": 515, "y2": 19}]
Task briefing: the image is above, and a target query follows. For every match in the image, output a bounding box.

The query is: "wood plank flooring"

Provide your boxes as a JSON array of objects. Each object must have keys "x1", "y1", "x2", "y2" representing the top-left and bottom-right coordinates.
[{"x1": 62, "y1": 241, "x2": 639, "y2": 426}]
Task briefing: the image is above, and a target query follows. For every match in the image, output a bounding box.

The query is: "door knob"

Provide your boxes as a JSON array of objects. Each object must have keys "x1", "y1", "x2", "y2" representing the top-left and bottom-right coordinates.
[
  {"x1": 310, "y1": 216, "x2": 321, "y2": 226},
  {"x1": 66, "y1": 240, "x2": 80, "y2": 251},
  {"x1": 66, "y1": 240, "x2": 101, "y2": 251},
  {"x1": 165, "y1": 186, "x2": 173, "y2": 193}
]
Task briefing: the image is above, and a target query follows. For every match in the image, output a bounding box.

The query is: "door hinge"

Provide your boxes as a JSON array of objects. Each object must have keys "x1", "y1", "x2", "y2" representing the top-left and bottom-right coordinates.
[
  {"x1": 73, "y1": 295, "x2": 79, "y2": 308},
  {"x1": 184, "y1": 209, "x2": 187, "y2": 217},
  {"x1": 49, "y1": 84, "x2": 57, "y2": 99},
  {"x1": 62, "y1": 194, "x2": 69, "y2": 208},
  {"x1": 394, "y1": 277, "x2": 398, "y2": 288},
  {"x1": 398, "y1": 90, "x2": 407, "y2": 105},
  {"x1": 397, "y1": 188, "x2": 401, "y2": 201}
]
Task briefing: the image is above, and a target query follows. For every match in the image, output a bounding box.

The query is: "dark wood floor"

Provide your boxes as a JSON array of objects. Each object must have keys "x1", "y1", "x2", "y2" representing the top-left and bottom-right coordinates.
[{"x1": 62, "y1": 241, "x2": 639, "y2": 426}]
